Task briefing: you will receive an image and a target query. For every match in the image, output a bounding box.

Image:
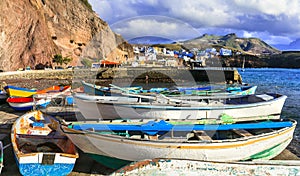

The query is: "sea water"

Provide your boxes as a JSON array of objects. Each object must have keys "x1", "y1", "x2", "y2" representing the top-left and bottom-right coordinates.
[
  {"x1": 132, "y1": 68, "x2": 300, "y2": 140},
  {"x1": 240, "y1": 68, "x2": 300, "y2": 140}
]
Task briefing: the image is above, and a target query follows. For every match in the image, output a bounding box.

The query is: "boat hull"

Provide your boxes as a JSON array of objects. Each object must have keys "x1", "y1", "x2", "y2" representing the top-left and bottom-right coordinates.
[
  {"x1": 114, "y1": 159, "x2": 300, "y2": 176},
  {"x1": 4, "y1": 85, "x2": 37, "y2": 97},
  {"x1": 11, "y1": 111, "x2": 78, "y2": 175},
  {"x1": 7, "y1": 99, "x2": 51, "y2": 111},
  {"x1": 14, "y1": 153, "x2": 76, "y2": 176},
  {"x1": 62, "y1": 120, "x2": 296, "y2": 163},
  {"x1": 74, "y1": 93, "x2": 286, "y2": 122}
]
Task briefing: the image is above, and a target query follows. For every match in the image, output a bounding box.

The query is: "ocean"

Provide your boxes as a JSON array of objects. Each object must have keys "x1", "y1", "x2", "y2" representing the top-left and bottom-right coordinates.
[
  {"x1": 239, "y1": 68, "x2": 300, "y2": 140},
  {"x1": 131, "y1": 68, "x2": 300, "y2": 140}
]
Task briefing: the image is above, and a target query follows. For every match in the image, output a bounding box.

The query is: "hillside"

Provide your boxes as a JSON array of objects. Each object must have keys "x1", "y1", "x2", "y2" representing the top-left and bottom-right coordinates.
[
  {"x1": 180, "y1": 33, "x2": 280, "y2": 55},
  {"x1": 0, "y1": 0, "x2": 133, "y2": 71},
  {"x1": 150, "y1": 33, "x2": 280, "y2": 56}
]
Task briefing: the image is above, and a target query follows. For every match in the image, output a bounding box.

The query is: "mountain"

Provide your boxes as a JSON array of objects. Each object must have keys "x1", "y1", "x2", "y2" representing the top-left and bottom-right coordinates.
[
  {"x1": 128, "y1": 36, "x2": 175, "y2": 44},
  {"x1": 0, "y1": 0, "x2": 133, "y2": 71},
  {"x1": 273, "y1": 39, "x2": 300, "y2": 51},
  {"x1": 178, "y1": 33, "x2": 280, "y2": 56}
]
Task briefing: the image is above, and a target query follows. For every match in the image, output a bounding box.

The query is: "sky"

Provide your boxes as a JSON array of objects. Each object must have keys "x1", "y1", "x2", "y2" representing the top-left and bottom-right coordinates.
[{"x1": 89, "y1": 0, "x2": 300, "y2": 45}]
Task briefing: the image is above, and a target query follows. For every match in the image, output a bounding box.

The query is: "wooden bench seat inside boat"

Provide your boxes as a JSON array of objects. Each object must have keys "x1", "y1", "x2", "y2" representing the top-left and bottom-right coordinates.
[
  {"x1": 192, "y1": 130, "x2": 212, "y2": 141},
  {"x1": 232, "y1": 129, "x2": 253, "y2": 137}
]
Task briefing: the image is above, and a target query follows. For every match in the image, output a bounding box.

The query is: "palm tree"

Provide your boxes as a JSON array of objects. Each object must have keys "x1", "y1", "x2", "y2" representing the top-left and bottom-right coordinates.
[{"x1": 52, "y1": 54, "x2": 73, "y2": 66}]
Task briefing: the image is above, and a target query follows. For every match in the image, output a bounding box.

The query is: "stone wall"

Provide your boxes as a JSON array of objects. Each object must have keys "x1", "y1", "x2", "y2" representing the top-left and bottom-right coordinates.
[{"x1": 0, "y1": 67, "x2": 241, "y2": 84}]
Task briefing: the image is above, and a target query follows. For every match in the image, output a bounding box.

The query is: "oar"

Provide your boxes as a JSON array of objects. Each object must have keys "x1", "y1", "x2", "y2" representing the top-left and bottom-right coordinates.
[{"x1": 69, "y1": 120, "x2": 294, "y2": 136}]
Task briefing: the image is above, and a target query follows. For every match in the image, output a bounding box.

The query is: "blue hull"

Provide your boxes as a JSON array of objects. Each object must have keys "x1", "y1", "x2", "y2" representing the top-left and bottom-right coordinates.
[
  {"x1": 18, "y1": 163, "x2": 75, "y2": 176},
  {"x1": 10, "y1": 102, "x2": 50, "y2": 111},
  {"x1": 82, "y1": 84, "x2": 111, "y2": 96}
]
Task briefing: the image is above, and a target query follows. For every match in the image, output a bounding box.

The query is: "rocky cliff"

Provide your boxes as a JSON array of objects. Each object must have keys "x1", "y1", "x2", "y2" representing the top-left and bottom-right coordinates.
[{"x1": 0, "y1": 0, "x2": 133, "y2": 71}]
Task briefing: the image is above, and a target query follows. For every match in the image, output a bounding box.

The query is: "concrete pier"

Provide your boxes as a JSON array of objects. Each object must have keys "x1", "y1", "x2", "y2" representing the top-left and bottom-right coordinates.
[{"x1": 0, "y1": 67, "x2": 242, "y2": 84}]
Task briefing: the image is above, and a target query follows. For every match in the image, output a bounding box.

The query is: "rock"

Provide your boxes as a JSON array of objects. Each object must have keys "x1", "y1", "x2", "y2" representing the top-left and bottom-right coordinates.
[{"x1": 0, "y1": 0, "x2": 133, "y2": 71}]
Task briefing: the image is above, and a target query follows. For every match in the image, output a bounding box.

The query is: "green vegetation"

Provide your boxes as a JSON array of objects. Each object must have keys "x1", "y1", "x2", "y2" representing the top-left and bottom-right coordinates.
[
  {"x1": 52, "y1": 54, "x2": 73, "y2": 66},
  {"x1": 80, "y1": 0, "x2": 93, "y2": 11}
]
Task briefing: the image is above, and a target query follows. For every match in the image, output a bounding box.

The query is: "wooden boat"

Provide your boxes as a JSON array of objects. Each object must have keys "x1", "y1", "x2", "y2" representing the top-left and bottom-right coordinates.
[
  {"x1": 4, "y1": 85, "x2": 71, "y2": 98},
  {"x1": 114, "y1": 158, "x2": 300, "y2": 175},
  {"x1": 82, "y1": 81, "x2": 142, "y2": 96},
  {"x1": 73, "y1": 92, "x2": 287, "y2": 122},
  {"x1": 36, "y1": 85, "x2": 70, "y2": 94},
  {"x1": 164, "y1": 85, "x2": 257, "y2": 97},
  {"x1": 11, "y1": 110, "x2": 78, "y2": 176},
  {"x1": 7, "y1": 86, "x2": 71, "y2": 111},
  {"x1": 4, "y1": 85, "x2": 37, "y2": 97},
  {"x1": 0, "y1": 141, "x2": 3, "y2": 174},
  {"x1": 61, "y1": 119, "x2": 296, "y2": 169},
  {"x1": 7, "y1": 97, "x2": 51, "y2": 111},
  {"x1": 83, "y1": 82, "x2": 257, "y2": 97}
]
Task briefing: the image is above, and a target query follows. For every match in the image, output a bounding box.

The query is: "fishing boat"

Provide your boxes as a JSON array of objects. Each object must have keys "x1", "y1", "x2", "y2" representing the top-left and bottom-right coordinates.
[
  {"x1": 11, "y1": 110, "x2": 78, "y2": 176},
  {"x1": 7, "y1": 86, "x2": 71, "y2": 111},
  {"x1": 61, "y1": 119, "x2": 296, "y2": 169},
  {"x1": 7, "y1": 97, "x2": 51, "y2": 111},
  {"x1": 4, "y1": 85, "x2": 71, "y2": 98},
  {"x1": 81, "y1": 81, "x2": 142, "y2": 96},
  {"x1": 0, "y1": 141, "x2": 3, "y2": 174},
  {"x1": 83, "y1": 81, "x2": 257, "y2": 97},
  {"x1": 114, "y1": 158, "x2": 300, "y2": 175},
  {"x1": 4, "y1": 85, "x2": 37, "y2": 97},
  {"x1": 73, "y1": 92, "x2": 287, "y2": 122},
  {"x1": 164, "y1": 85, "x2": 257, "y2": 97}
]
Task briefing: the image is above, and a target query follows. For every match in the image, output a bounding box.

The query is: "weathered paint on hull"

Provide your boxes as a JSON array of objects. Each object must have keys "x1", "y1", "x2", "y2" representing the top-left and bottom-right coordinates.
[
  {"x1": 246, "y1": 138, "x2": 292, "y2": 160},
  {"x1": 114, "y1": 159, "x2": 300, "y2": 176},
  {"x1": 17, "y1": 161, "x2": 76, "y2": 176}
]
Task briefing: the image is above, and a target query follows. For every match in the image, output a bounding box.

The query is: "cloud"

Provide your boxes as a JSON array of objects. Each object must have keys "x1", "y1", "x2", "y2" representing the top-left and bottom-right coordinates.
[
  {"x1": 232, "y1": 0, "x2": 300, "y2": 16},
  {"x1": 111, "y1": 16, "x2": 201, "y2": 41},
  {"x1": 89, "y1": 0, "x2": 300, "y2": 44}
]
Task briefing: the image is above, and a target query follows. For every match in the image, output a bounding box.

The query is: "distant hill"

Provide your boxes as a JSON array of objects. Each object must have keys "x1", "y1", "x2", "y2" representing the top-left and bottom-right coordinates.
[
  {"x1": 128, "y1": 36, "x2": 175, "y2": 44},
  {"x1": 273, "y1": 38, "x2": 300, "y2": 51},
  {"x1": 178, "y1": 33, "x2": 281, "y2": 56},
  {"x1": 130, "y1": 33, "x2": 281, "y2": 56}
]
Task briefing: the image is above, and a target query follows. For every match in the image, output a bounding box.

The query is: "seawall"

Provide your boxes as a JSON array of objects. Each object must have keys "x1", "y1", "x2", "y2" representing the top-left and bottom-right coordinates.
[{"x1": 0, "y1": 67, "x2": 242, "y2": 84}]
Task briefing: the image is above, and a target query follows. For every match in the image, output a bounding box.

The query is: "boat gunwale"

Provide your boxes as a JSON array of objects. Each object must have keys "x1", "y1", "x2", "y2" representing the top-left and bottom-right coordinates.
[{"x1": 75, "y1": 93, "x2": 287, "y2": 110}]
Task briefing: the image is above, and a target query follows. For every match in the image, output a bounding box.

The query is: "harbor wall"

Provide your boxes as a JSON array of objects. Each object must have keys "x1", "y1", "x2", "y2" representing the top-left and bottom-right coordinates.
[{"x1": 0, "y1": 67, "x2": 242, "y2": 84}]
